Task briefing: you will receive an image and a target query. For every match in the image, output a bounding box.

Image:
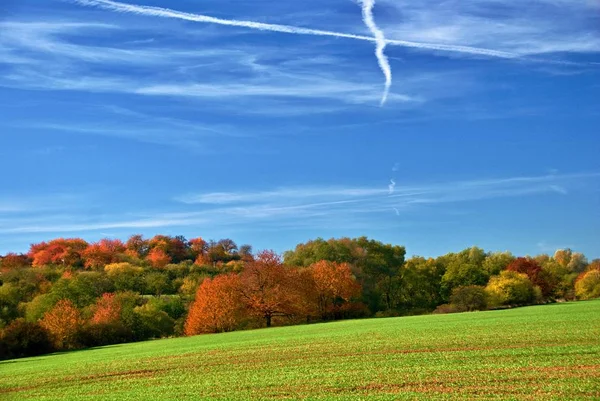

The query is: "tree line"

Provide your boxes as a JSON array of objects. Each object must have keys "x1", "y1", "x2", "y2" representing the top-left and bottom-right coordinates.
[{"x1": 0, "y1": 235, "x2": 599, "y2": 360}]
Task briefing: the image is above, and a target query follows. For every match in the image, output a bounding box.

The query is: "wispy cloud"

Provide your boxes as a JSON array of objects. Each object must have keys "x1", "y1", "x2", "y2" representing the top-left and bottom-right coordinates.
[
  {"x1": 378, "y1": 0, "x2": 600, "y2": 56},
  {"x1": 176, "y1": 187, "x2": 386, "y2": 205},
  {"x1": 0, "y1": 171, "x2": 597, "y2": 236},
  {"x1": 177, "y1": 172, "x2": 600, "y2": 216}
]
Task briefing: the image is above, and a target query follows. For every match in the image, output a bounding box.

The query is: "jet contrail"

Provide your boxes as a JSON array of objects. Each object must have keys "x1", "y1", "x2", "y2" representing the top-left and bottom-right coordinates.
[
  {"x1": 360, "y1": 0, "x2": 391, "y2": 105},
  {"x1": 73, "y1": 0, "x2": 518, "y2": 60}
]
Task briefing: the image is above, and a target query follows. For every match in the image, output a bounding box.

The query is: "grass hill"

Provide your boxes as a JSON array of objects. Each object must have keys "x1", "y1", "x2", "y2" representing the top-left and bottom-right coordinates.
[{"x1": 1, "y1": 300, "x2": 599, "y2": 400}]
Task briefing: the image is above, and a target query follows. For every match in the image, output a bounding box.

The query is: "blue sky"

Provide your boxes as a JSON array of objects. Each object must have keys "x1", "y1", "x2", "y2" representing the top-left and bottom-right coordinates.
[{"x1": 1, "y1": 0, "x2": 599, "y2": 259}]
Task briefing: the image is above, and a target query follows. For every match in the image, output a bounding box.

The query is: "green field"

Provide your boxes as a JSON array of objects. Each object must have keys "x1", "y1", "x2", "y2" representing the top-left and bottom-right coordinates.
[{"x1": 1, "y1": 301, "x2": 599, "y2": 400}]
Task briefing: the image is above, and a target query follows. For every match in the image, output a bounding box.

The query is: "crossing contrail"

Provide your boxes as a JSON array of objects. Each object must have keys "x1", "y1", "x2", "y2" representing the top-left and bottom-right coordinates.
[
  {"x1": 73, "y1": 0, "x2": 518, "y2": 60},
  {"x1": 73, "y1": 0, "x2": 520, "y2": 105},
  {"x1": 360, "y1": 0, "x2": 391, "y2": 105}
]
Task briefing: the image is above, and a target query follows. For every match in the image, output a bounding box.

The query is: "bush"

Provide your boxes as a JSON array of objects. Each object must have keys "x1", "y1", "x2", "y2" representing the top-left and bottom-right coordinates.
[
  {"x1": 80, "y1": 322, "x2": 133, "y2": 347},
  {"x1": 486, "y1": 271, "x2": 540, "y2": 307},
  {"x1": 134, "y1": 303, "x2": 175, "y2": 339},
  {"x1": 450, "y1": 285, "x2": 488, "y2": 312},
  {"x1": 433, "y1": 304, "x2": 459, "y2": 314},
  {"x1": 0, "y1": 319, "x2": 54, "y2": 360}
]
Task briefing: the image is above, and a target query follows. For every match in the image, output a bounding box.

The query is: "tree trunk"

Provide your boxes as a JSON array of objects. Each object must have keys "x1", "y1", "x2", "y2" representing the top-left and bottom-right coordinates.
[{"x1": 266, "y1": 315, "x2": 272, "y2": 327}]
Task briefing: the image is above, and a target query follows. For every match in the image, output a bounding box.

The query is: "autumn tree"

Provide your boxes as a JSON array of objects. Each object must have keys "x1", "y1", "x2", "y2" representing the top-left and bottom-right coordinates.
[
  {"x1": 40, "y1": 299, "x2": 81, "y2": 350},
  {"x1": 485, "y1": 271, "x2": 540, "y2": 307},
  {"x1": 309, "y1": 261, "x2": 361, "y2": 319},
  {"x1": 0, "y1": 253, "x2": 31, "y2": 271},
  {"x1": 148, "y1": 235, "x2": 188, "y2": 263},
  {"x1": 125, "y1": 234, "x2": 150, "y2": 259},
  {"x1": 82, "y1": 239, "x2": 126, "y2": 269},
  {"x1": 90, "y1": 293, "x2": 121, "y2": 325},
  {"x1": 554, "y1": 249, "x2": 588, "y2": 273},
  {"x1": 28, "y1": 238, "x2": 88, "y2": 268},
  {"x1": 575, "y1": 270, "x2": 600, "y2": 300},
  {"x1": 202, "y1": 239, "x2": 240, "y2": 266},
  {"x1": 82, "y1": 292, "x2": 142, "y2": 346},
  {"x1": 147, "y1": 248, "x2": 171, "y2": 269},
  {"x1": 284, "y1": 237, "x2": 405, "y2": 312},
  {"x1": 185, "y1": 274, "x2": 244, "y2": 335},
  {"x1": 587, "y1": 259, "x2": 600, "y2": 272},
  {"x1": 188, "y1": 237, "x2": 207, "y2": 260},
  {"x1": 539, "y1": 252, "x2": 581, "y2": 300},
  {"x1": 239, "y1": 250, "x2": 294, "y2": 327},
  {"x1": 507, "y1": 257, "x2": 550, "y2": 297}
]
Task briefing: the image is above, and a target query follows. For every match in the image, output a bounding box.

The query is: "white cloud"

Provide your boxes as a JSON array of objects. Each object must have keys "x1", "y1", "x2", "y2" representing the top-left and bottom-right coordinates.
[{"x1": 377, "y1": 0, "x2": 600, "y2": 56}]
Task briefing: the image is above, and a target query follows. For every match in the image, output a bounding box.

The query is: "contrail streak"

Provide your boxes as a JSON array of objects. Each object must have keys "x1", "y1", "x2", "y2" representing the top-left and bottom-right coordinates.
[
  {"x1": 360, "y1": 0, "x2": 391, "y2": 105},
  {"x1": 73, "y1": 0, "x2": 518, "y2": 60},
  {"x1": 388, "y1": 179, "x2": 396, "y2": 194}
]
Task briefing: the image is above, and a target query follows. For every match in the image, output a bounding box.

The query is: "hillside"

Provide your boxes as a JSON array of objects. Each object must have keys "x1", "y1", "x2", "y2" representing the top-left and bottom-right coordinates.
[{"x1": 1, "y1": 300, "x2": 599, "y2": 400}]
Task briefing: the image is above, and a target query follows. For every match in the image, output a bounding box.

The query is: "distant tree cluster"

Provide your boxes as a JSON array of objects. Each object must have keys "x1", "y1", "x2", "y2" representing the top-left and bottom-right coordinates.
[{"x1": 0, "y1": 235, "x2": 598, "y2": 360}]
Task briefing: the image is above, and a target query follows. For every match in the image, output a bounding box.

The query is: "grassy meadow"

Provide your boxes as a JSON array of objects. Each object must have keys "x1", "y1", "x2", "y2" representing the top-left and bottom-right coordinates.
[{"x1": 1, "y1": 300, "x2": 599, "y2": 400}]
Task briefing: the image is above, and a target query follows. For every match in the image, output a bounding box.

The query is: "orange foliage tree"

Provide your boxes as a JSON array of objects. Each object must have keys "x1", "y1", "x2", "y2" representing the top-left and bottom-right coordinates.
[
  {"x1": 310, "y1": 261, "x2": 361, "y2": 319},
  {"x1": 90, "y1": 293, "x2": 122, "y2": 325},
  {"x1": 40, "y1": 299, "x2": 81, "y2": 349},
  {"x1": 0, "y1": 253, "x2": 31, "y2": 271},
  {"x1": 147, "y1": 248, "x2": 171, "y2": 268},
  {"x1": 82, "y1": 239, "x2": 126, "y2": 269},
  {"x1": 188, "y1": 237, "x2": 207, "y2": 260},
  {"x1": 148, "y1": 235, "x2": 188, "y2": 263},
  {"x1": 185, "y1": 274, "x2": 244, "y2": 335},
  {"x1": 239, "y1": 250, "x2": 295, "y2": 327},
  {"x1": 28, "y1": 238, "x2": 88, "y2": 267}
]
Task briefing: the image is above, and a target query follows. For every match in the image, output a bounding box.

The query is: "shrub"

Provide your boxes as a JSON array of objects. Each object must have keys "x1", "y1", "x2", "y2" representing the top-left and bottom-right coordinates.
[
  {"x1": 433, "y1": 304, "x2": 459, "y2": 314},
  {"x1": 450, "y1": 285, "x2": 488, "y2": 312},
  {"x1": 0, "y1": 319, "x2": 54, "y2": 360},
  {"x1": 80, "y1": 322, "x2": 133, "y2": 347}
]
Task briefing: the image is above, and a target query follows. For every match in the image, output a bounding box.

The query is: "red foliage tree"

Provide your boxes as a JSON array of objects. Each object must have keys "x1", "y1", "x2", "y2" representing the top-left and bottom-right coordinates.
[
  {"x1": 184, "y1": 274, "x2": 244, "y2": 335},
  {"x1": 507, "y1": 257, "x2": 550, "y2": 296},
  {"x1": 82, "y1": 239, "x2": 126, "y2": 269},
  {"x1": 147, "y1": 248, "x2": 171, "y2": 268},
  {"x1": 40, "y1": 299, "x2": 81, "y2": 349}
]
